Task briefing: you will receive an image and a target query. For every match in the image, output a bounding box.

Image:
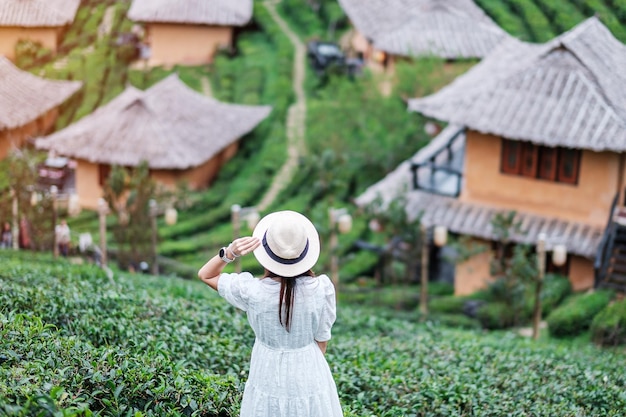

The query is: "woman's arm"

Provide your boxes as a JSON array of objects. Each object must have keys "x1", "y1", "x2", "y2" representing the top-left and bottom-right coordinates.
[
  {"x1": 316, "y1": 340, "x2": 328, "y2": 354},
  {"x1": 198, "y1": 236, "x2": 260, "y2": 291}
]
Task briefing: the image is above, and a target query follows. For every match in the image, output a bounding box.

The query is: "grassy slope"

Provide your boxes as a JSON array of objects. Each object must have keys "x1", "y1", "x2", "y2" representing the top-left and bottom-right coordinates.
[
  {"x1": 1, "y1": 253, "x2": 625, "y2": 416},
  {"x1": 31, "y1": 0, "x2": 626, "y2": 280}
]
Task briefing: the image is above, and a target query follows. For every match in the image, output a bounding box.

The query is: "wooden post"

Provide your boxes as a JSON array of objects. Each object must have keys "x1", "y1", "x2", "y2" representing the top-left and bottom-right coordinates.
[
  {"x1": 329, "y1": 209, "x2": 339, "y2": 288},
  {"x1": 98, "y1": 199, "x2": 108, "y2": 268},
  {"x1": 11, "y1": 188, "x2": 19, "y2": 250},
  {"x1": 51, "y1": 186, "x2": 58, "y2": 257},
  {"x1": 533, "y1": 234, "x2": 546, "y2": 340},
  {"x1": 419, "y1": 223, "x2": 429, "y2": 316},
  {"x1": 231, "y1": 205, "x2": 242, "y2": 273},
  {"x1": 149, "y1": 199, "x2": 159, "y2": 275}
]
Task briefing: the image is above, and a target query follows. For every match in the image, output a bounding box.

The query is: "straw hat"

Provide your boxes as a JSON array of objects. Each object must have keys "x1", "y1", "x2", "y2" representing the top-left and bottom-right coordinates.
[{"x1": 252, "y1": 210, "x2": 320, "y2": 277}]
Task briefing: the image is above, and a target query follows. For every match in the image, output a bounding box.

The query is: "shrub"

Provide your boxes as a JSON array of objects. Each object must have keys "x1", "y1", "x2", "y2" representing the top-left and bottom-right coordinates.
[
  {"x1": 429, "y1": 295, "x2": 467, "y2": 315},
  {"x1": 520, "y1": 273, "x2": 572, "y2": 320},
  {"x1": 14, "y1": 39, "x2": 53, "y2": 69},
  {"x1": 476, "y1": 301, "x2": 517, "y2": 329},
  {"x1": 591, "y1": 298, "x2": 626, "y2": 346},
  {"x1": 538, "y1": 273, "x2": 572, "y2": 317},
  {"x1": 547, "y1": 290, "x2": 615, "y2": 338},
  {"x1": 3, "y1": 253, "x2": 626, "y2": 416},
  {"x1": 430, "y1": 313, "x2": 482, "y2": 330}
]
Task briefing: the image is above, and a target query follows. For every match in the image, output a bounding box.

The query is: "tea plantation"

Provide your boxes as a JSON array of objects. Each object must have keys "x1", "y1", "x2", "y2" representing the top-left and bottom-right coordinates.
[{"x1": 2, "y1": 252, "x2": 625, "y2": 416}]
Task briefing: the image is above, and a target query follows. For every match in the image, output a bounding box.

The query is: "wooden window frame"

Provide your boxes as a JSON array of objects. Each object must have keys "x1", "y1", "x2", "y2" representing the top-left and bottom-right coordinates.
[
  {"x1": 500, "y1": 138, "x2": 580, "y2": 185},
  {"x1": 557, "y1": 148, "x2": 581, "y2": 185},
  {"x1": 538, "y1": 147, "x2": 558, "y2": 181},
  {"x1": 98, "y1": 164, "x2": 111, "y2": 187},
  {"x1": 520, "y1": 142, "x2": 538, "y2": 178},
  {"x1": 501, "y1": 139, "x2": 521, "y2": 175}
]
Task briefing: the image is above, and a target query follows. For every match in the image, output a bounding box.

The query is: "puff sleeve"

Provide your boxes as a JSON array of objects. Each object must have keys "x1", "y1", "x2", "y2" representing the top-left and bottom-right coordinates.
[
  {"x1": 217, "y1": 272, "x2": 256, "y2": 312},
  {"x1": 314, "y1": 274, "x2": 337, "y2": 342}
]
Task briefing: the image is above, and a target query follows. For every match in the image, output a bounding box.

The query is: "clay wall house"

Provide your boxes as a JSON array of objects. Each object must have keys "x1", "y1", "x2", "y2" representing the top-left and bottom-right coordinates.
[
  {"x1": 0, "y1": 56, "x2": 81, "y2": 159},
  {"x1": 35, "y1": 74, "x2": 271, "y2": 210},
  {"x1": 337, "y1": 0, "x2": 511, "y2": 70},
  {"x1": 127, "y1": 0, "x2": 253, "y2": 67},
  {"x1": 0, "y1": 0, "x2": 81, "y2": 60},
  {"x1": 357, "y1": 17, "x2": 626, "y2": 295}
]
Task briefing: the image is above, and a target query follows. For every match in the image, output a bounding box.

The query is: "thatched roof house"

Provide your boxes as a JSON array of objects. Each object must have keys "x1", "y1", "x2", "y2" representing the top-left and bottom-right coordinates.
[
  {"x1": 358, "y1": 18, "x2": 626, "y2": 294},
  {"x1": 355, "y1": 126, "x2": 604, "y2": 260},
  {"x1": 128, "y1": 0, "x2": 253, "y2": 27},
  {"x1": 0, "y1": 56, "x2": 81, "y2": 158},
  {"x1": 36, "y1": 74, "x2": 271, "y2": 208},
  {"x1": 338, "y1": 0, "x2": 511, "y2": 60},
  {"x1": 0, "y1": 0, "x2": 80, "y2": 27},
  {"x1": 409, "y1": 17, "x2": 626, "y2": 151},
  {"x1": 127, "y1": 0, "x2": 253, "y2": 66},
  {"x1": 0, "y1": 0, "x2": 81, "y2": 59}
]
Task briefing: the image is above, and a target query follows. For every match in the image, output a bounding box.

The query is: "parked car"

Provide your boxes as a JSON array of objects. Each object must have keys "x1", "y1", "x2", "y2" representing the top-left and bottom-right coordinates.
[{"x1": 307, "y1": 41, "x2": 362, "y2": 77}]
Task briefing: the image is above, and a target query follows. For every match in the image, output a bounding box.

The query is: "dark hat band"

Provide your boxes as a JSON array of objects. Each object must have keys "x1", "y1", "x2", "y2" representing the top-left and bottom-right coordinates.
[{"x1": 262, "y1": 232, "x2": 309, "y2": 265}]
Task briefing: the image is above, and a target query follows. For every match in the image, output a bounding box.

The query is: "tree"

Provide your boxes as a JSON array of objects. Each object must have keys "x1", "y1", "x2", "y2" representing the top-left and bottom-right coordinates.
[
  {"x1": 364, "y1": 190, "x2": 423, "y2": 284},
  {"x1": 0, "y1": 149, "x2": 54, "y2": 251},
  {"x1": 488, "y1": 211, "x2": 537, "y2": 325},
  {"x1": 102, "y1": 161, "x2": 156, "y2": 269}
]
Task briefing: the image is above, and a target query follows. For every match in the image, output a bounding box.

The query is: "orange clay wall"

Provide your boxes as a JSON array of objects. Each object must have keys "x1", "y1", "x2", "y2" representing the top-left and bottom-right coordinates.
[
  {"x1": 0, "y1": 27, "x2": 59, "y2": 60},
  {"x1": 75, "y1": 161, "x2": 103, "y2": 210},
  {"x1": 145, "y1": 23, "x2": 232, "y2": 67},
  {"x1": 0, "y1": 109, "x2": 59, "y2": 159},
  {"x1": 460, "y1": 131, "x2": 623, "y2": 227}
]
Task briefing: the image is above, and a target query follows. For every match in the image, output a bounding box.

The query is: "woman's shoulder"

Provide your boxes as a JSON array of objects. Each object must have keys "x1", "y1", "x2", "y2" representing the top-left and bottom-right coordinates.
[
  {"x1": 315, "y1": 274, "x2": 332, "y2": 286},
  {"x1": 299, "y1": 274, "x2": 334, "y2": 294},
  {"x1": 219, "y1": 271, "x2": 259, "y2": 288}
]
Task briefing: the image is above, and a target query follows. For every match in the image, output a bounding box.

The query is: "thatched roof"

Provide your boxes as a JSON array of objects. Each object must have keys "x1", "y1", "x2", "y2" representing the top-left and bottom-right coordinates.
[
  {"x1": 409, "y1": 17, "x2": 626, "y2": 152},
  {"x1": 0, "y1": 56, "x2": 82, "y2": 130},
  {"x1": 338, "y1": 0, "x2": 511, "y2": 59},
  {"x1": 356, "y1": 125, "x2": 603, "y2": 258},
  {"x1": 0, "y1": 0, "x2": 80, "y2": 27},
  {"x1": 128, "y1": 0, "x2": 253, "y2": 26},
  {"x1": 35, "y1": 74, "x2": 272, "y2": 170},
  {"x1": 409, "y1": 190, "x2": 603, "y2": 258}
]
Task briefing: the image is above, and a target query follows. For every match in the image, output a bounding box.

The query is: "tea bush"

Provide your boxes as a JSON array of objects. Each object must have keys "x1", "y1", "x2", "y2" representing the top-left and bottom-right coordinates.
[
  {"x1": 591, "y1": 298, "x2": 626, "y2": 346},
  {"x1": 547, "y1": 290, "x2": 615, "y2": 338},
  {"x1": 2, "y1": 253, "x2": 626, "y2": 416}
]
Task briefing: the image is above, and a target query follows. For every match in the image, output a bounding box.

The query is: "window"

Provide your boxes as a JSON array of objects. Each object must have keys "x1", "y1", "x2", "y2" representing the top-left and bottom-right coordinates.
[
  {"x1": 98, "y1": 164, "x2": 111, "y2": 186},
  {"x1": 500, "y1": 139, "x2": 580, "y2": 185}
]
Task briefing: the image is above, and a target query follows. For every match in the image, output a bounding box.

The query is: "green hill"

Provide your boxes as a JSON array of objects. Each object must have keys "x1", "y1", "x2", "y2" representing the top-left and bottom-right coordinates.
[
  {"x1": 19, "y1": 0, "x2": 626, "y2": 279},
  {"x1": 1, "y1": 252, "x2": 625, "y2": 416}
]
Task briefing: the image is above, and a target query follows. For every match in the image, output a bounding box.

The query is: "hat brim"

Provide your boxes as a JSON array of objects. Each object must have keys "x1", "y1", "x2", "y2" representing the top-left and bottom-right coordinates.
[{"x1": 252, "y1": 211, "x2": 320, "y2": 277}]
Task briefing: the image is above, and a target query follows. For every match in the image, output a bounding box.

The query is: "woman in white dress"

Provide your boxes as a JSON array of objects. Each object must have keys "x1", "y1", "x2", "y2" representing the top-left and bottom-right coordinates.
[{"x1": 198, "y1": 210, "x2": 343, "y2": 417}]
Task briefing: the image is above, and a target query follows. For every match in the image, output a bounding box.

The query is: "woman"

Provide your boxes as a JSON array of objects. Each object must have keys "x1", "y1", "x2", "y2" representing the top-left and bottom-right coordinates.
[
  {"x1": 1, "y1": 221, "x2": 12, "y2": 249},
  {"x1": 198, "y1": 210, "x2": 343, "y2": 416}
]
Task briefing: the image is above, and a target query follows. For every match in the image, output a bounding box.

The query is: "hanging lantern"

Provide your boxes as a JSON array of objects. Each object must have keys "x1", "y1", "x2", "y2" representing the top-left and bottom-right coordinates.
[
  {"x1": 368, "y1": 218, "x2": 382, "y2": 233},
  {"x1": 30, "y1": 192, "x2": 40, "y2": 207},
  {"x1": 97, "y1": 198, "x2": 109, "y2": 215},
  {"x1": 424, "y1": 121, "x2": 440, "y2": 137},
  {"x1": 165, "y1": 207, "x2": 178, "y2": 226},
  {"x1": 68, "y1": 194, "x2": 81, "y2": 216},
  {"x1": 433, "y1": 225, "x2": 448, "y2": 247},
  {"x1": 337, "y1": 213, "x2": 353, "y2": 234},
  {"x1": 552, "y1": 244, "x2": 568, "y2": 267},
  {"x1": 246, "y1": 211, "x2": 261, "y2": 230}
]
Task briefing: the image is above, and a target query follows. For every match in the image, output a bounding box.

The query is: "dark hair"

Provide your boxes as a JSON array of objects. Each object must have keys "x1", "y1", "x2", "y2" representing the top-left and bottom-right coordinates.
[{"x1": 265, "y1": 269, "x2": 315, "y2": 331}]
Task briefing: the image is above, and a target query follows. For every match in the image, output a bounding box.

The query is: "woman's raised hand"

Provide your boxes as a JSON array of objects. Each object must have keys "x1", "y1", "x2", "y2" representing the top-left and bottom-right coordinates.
[{"x1": 228, "y1": 236, "x2": 261, "y2": 258}]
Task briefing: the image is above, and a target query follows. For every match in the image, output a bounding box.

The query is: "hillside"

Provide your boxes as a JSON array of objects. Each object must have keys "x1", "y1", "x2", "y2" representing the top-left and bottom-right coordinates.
[
  {"x1": 18, "y1": 0, "x2": 626, "y2": 280},
  {"x1": 1, "y1": 252, "x2": 625, "y2": 416}
]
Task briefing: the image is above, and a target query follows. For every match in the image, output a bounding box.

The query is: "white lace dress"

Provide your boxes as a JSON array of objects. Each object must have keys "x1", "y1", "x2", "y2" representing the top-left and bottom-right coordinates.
[{"x1": 218, "y1": 273, "x2": 343, "y2": 417}]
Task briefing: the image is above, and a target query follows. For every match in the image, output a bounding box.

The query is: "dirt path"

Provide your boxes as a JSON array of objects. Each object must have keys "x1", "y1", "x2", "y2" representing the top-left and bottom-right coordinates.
[
  {"x1": 257, "y1": 0, "x2": 308, "y2": 211},
  {"x1": 200, "y1": 76, "x2": 213, "y2": 97}
]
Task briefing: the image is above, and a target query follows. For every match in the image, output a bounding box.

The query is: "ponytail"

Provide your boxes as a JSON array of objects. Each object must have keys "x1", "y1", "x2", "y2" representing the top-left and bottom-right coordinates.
[{"x1": 265, "y1": 269, "x2": 315, "y2": 332}]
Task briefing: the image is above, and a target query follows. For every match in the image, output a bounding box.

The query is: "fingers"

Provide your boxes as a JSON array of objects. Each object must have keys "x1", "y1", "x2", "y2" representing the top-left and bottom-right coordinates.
[{"x1": 229, "y1": 237, "x2": 261, "y2": 257}]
